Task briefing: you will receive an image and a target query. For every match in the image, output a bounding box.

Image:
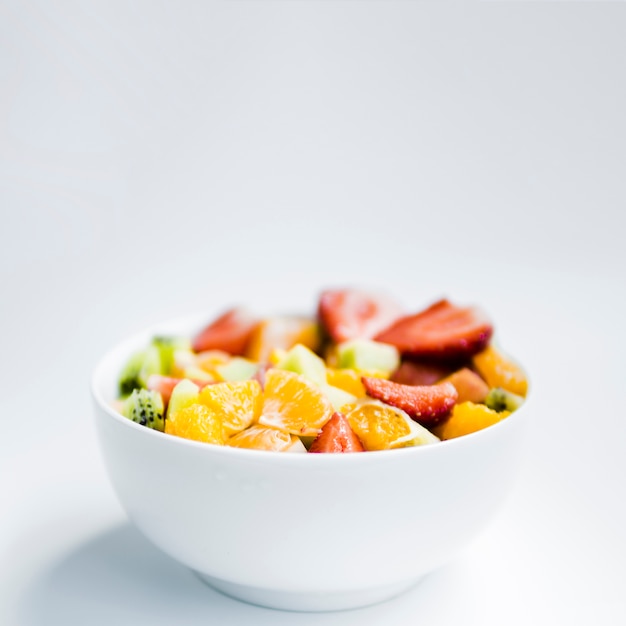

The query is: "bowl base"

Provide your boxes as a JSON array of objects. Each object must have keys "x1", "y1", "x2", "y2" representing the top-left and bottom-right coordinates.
[{"x1": 194, "y1": 571, "x2": 423, "y2": 612}]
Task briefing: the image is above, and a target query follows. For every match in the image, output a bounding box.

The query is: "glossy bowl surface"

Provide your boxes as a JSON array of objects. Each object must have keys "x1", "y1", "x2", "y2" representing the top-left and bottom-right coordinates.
[{"x1": 91, "y1": 315, "x2": 528, "y2": 612}]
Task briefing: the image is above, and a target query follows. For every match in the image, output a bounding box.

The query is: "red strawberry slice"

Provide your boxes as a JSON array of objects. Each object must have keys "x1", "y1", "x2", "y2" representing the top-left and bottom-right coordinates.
[
  {"x1": 318, "y1": 289, "x2": 403, "y2": 343},
  {"x1": 375, "y1": 299, "x2": 493, "y2": 360},
  {"x1": 192, "y1": 308, "x2": 258, "y2": 355},
  {"x1": 361, "y1": 376, "x2": 458, "y2": 426},
  {"x1": 308, "y1": 412, "x2": 365, "y2": 453},
  {"x1": 146, "y1": 374, "x2": 213, "y2": 406},
  {"x1": 391, "y1": 360, "x2": 454, "y2": 386}
]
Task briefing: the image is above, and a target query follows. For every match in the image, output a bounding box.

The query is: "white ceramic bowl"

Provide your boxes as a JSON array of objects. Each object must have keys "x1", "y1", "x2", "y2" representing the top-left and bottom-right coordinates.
[{"x1": 91, "y1": 315, "x2": 529, "y2": 612}]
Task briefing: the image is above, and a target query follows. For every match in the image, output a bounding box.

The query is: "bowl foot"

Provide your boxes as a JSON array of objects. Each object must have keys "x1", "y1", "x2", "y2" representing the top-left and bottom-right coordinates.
[{"x1": 194, "y1": 571, "x2": 423, "y2": 612}]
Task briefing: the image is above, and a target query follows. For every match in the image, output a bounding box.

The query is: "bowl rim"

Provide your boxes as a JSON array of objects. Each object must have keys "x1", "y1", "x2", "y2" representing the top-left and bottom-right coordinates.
[{"x1": 91, "y1": 313, "x2": 530, "y2": 465}]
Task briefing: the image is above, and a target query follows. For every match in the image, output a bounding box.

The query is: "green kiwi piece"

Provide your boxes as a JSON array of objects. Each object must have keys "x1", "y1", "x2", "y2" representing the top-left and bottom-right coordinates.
[
  {"x1": 138, "y1": 345, "x2": 163, "y2": 388},
  {"x1": 485, "y1": 387, "x2": 524, "y2": 413},
  {"x1": 118, "y1": 336, "x2": 190, "y2": 397},
  {"x1": 118, "y1": 349, "x2": 147, "y2": 396},
  {"x1": 152, "y1": 336, "x2": 191, "y2": 375},
  {"x1": 123, "y1": 388, "x2": 165, "y2": 432}
]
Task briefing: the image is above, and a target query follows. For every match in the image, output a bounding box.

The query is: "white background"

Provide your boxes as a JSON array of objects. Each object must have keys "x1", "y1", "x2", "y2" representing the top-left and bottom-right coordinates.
[{"x1": 1, "y1": 1, "x2": 625, "y2": 624}]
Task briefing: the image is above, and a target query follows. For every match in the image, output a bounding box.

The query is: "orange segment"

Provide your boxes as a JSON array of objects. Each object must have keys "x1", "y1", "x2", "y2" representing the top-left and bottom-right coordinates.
[
  {"x1": 472, "y1": 346, "x2": 528, "y2": 397},
  {"x1": 199, "y1": 380, "x2": 262, "y2": 437},
  {"x1": 326, "y1": 368, "x2": 389, "y2": 397},
  {"x1": 165, "y1": 404, "x2": 225, "y2": 445},
  {"x1": 196, "y1": 350, "x2": 232, "y2": 376},
  {"x1": 227, "y1": 425, "x2": 305, "y2": 452},
  {"x1": 246, "y1": 317, "x2": 320, "y2": 363},
  {"x1": 170, "y1": 349, "x2": 218, "y2": 382},
  {"x1": 432, "y1": 401, "x2": 509, "y2": 440},
  {"x1": 259, "y1": 369, "x2": 334, "y2": 436},
  {"x1": 326, "y1": 369, "x2": 367, "y2": 397},
  {"x1": 343, "y1": 400, "x2": 438, "y2": 451}
]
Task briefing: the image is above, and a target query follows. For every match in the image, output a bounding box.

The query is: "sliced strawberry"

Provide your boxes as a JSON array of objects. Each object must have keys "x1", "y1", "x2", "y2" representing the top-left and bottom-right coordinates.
[
  {"x1": 146, "y1": 374, "x2": 213, "y2": 406},
  {"x1": 192, "y1": 308, "x2": 258, "y2": 355},
  {"x1": 375, "y1": 299, "x2": 493, "y2": 360},
  {"x1": 308, "y1": 412, "x2": 365, "y2": 453},
  {"x1": 391, "y1": 360, "x2": 454, "y2": 386},
  {"x1": 361, "y1": 376, "x2": 458, "y2": 426},
  {"x1": 318, "y1": 289, "x2": 403, "y2": 343}
]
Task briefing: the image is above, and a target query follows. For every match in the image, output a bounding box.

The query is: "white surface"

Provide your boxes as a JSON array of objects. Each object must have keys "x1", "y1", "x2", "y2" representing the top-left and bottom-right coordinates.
[{"x1": 1, "y1": 1, "x2": 625, "y2": 624}]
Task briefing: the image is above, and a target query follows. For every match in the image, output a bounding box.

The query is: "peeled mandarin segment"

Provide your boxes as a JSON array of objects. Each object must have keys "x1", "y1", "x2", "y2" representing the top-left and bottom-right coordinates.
[
  {"x1": 258, "y1": 369, "x2": 334, "y2": 436},
  {"x1": 165, "y1": 404, "x2": 225, "y2": 445},
  {"x1": 268, "y1": 348, "x2": 288, "y2": 365},
  {"x1": 169, "y1": 348, "x2": 198, "y2": 377},
  {"x1": 327, "y1": 368, "x2": 367, "y2": 397},
  {"x1": 245, "y1": 317, "x2": 321, "y2": 363},
  {"x1": 320, "y1": 383, "x2": 357, "y2": 411},
  {"x1": 472, "y1": 346, "x2": 528, "y2": 397},
  {"x1": 227, "y1": 424, "x2": 301, "y2": 451},
  {"x1": 199, "y1": 380, "x2": 263, "y2": 438},
  {"x1": 342, "y1": 401, "x2": 432, "y2": 451},
  {"x1": 327, "y1": 369, "x2": 389, "y2": 397},
  {"x1": 195, "y1": 350, "x2": 232, "y2": 376},
  {"x1": 432, "y1": 401, "x2": 510, "y2": 440}
]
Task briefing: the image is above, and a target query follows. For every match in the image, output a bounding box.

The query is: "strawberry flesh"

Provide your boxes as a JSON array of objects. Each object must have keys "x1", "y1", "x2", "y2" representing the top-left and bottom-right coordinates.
[
  {"x1": 391, "y1": 360, "x2": 455, "y2": 386},
  {"x1": 375, "y1": 299, "x2": 493, "y2": 360},
  {"x1": 318, "y1": 289, "x2": 403, "y2": 343},
  {"x1": 192, "y1": 308, "x2": 258, "y2": 355},
  {"x1": 308, "y1": 412, "x2": 365, "y2": 453},
  {"x1": 361, "y1": 376, "x2": 458, "y2": 426}
]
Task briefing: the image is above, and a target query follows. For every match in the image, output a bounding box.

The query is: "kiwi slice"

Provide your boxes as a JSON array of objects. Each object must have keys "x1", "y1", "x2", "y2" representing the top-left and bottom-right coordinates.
[
  {"x1": 123, "y1": 389, "x2": 165, "y2": 432},
  {"x1": 152, "y1": 336, "x2": 191, "y2": 375},
  {"x1": 485, "y1": 387, "x2": 524, "y2": 413},
  {"x1": 118, "y1": 336, "x2": 190, "y2": 397},
  {"x1": 118, "y1": 349, "x2": 149, "y2": 396}
]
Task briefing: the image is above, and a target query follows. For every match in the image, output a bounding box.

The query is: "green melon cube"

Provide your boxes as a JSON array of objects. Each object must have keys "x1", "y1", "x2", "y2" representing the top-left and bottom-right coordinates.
[
  {"x1": 216, "y1": 357, "x2": 259, "y2": 381},
  {"x1": 276, "y1": 344, "x2": 327, "y2": 385},
  {"x1": 336, "y1": 339, "x2": 400, "y2": 373}
]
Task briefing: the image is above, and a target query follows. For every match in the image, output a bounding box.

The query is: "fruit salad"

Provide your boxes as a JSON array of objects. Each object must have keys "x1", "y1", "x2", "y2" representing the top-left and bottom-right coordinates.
[{"x1": 115, "y1": 289, "x2": 527, "y2": 453}]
